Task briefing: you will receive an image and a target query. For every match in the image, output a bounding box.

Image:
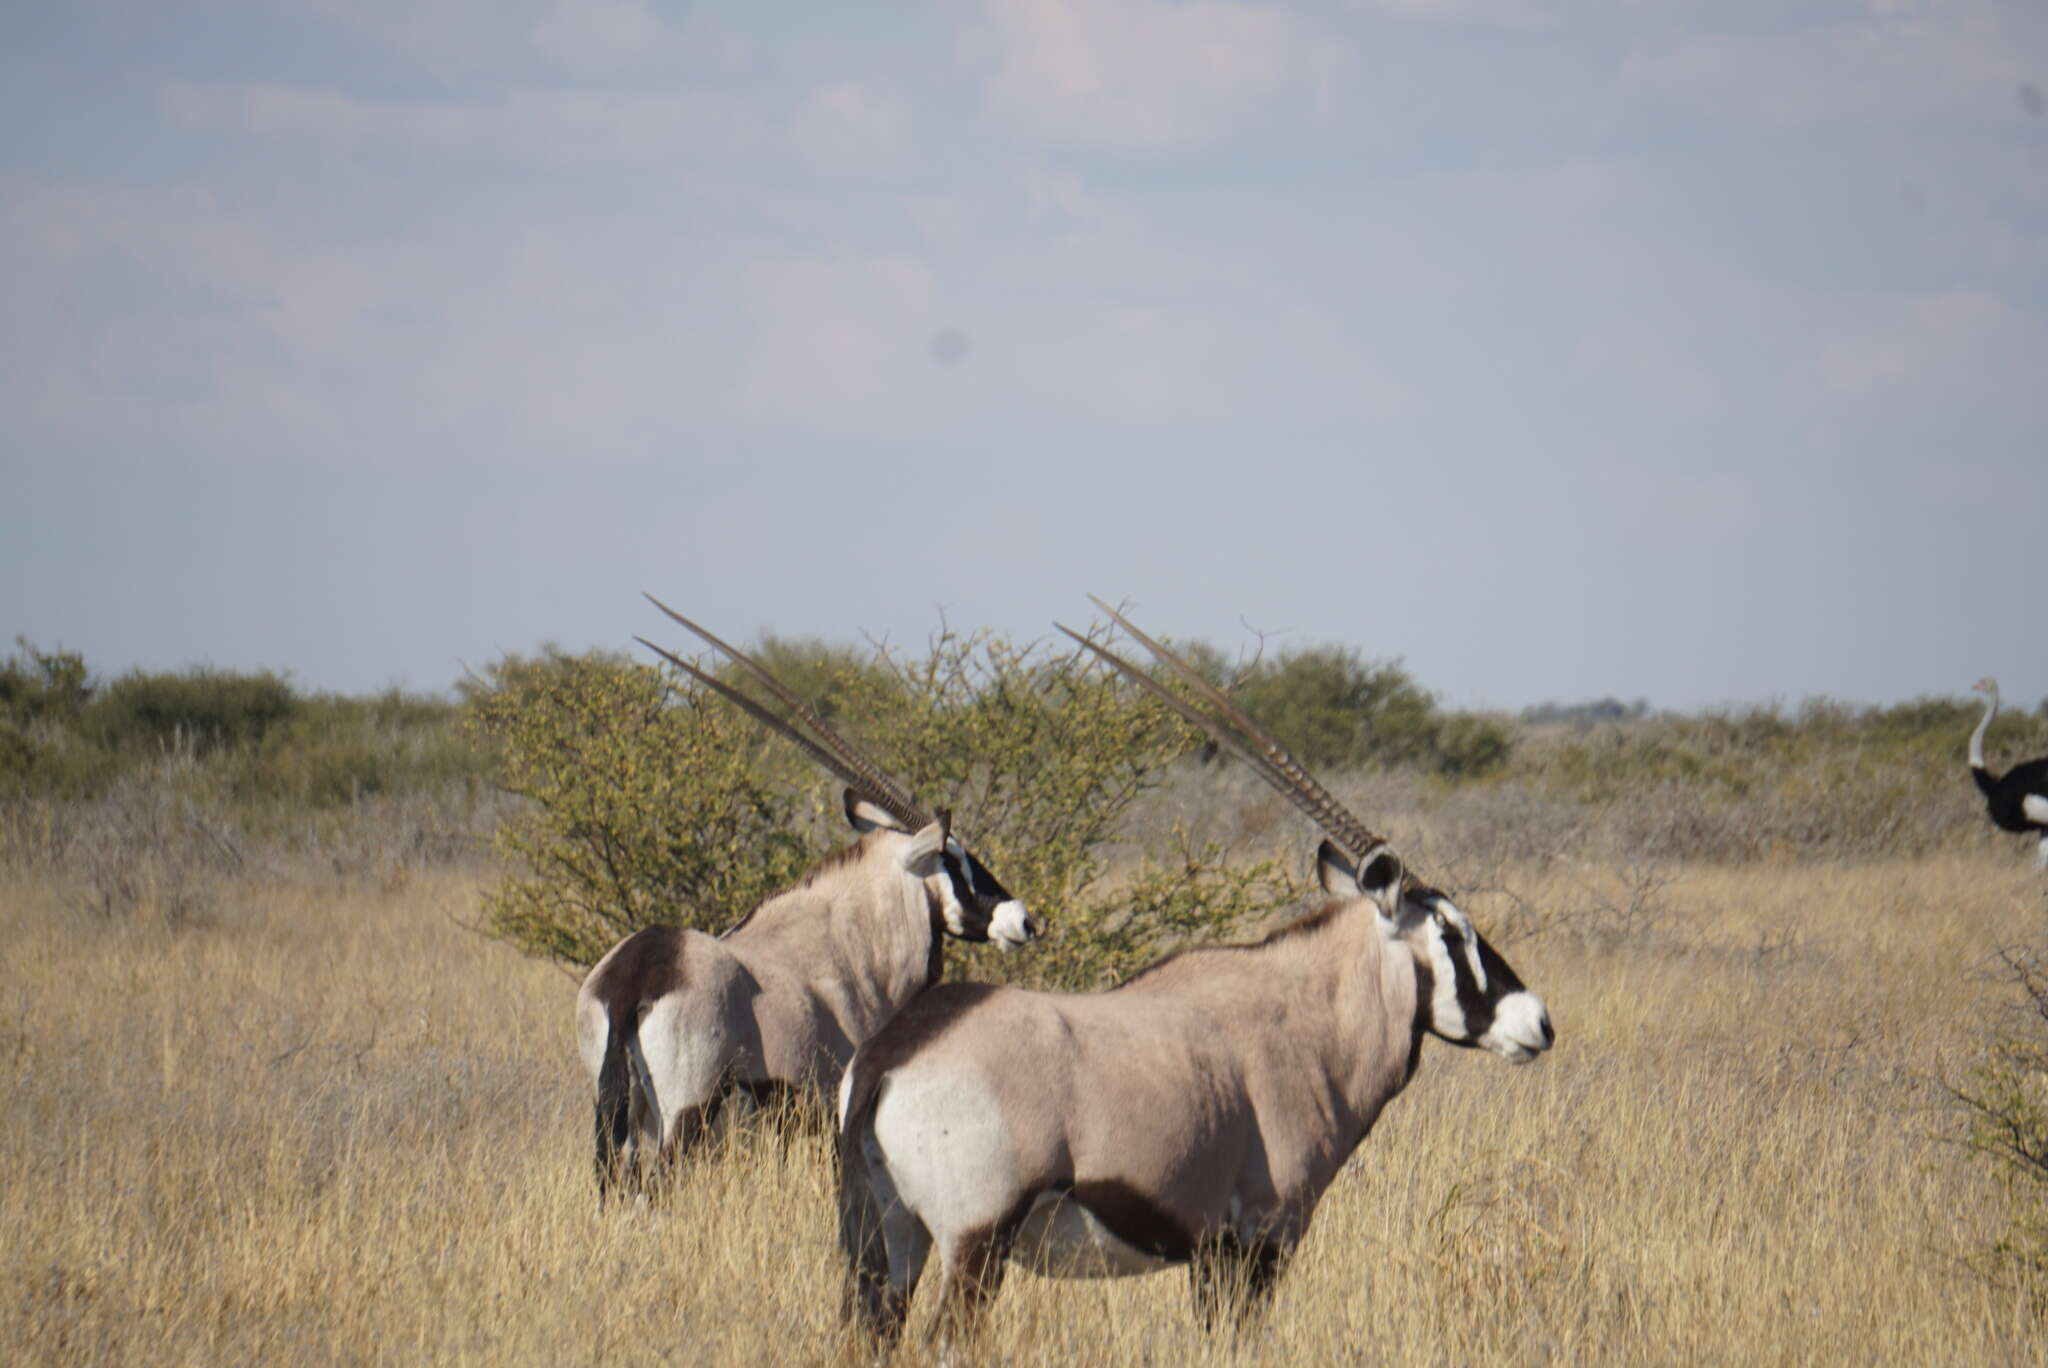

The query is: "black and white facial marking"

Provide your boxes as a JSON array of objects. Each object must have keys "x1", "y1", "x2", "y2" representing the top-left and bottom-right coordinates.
[
  {"x1": 936, "y1": 839, "x2": 1038, "y2": 950},
  {"x1": 844, "y1": 791, "x2": 1038, "y2": 951},
  {"x1": 1316, "y1": 839, "x2": 1552, "y2": 1064},
  {"x1": 1399, "y1": 887, "x2": 1551, "y2": 1061}
]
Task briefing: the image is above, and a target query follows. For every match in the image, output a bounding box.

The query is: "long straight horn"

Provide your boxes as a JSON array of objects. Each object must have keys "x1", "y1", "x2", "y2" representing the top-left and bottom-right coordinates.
[
  {"x1": 1057, "y1": 625, "x2": 1375, "y2": 858},
  {"x1": 1056, "y1": 624, "x2": 1294, "y2": 797},
  {"x1": 634, "y1": 637, "x2": 870, "y2": 797},
  {"x1": 640, "y1": 595, "x2": 930, "y2": 830},
  {"x1": 1072, "y1": 600, "x2": 1386, "y2": 860}
]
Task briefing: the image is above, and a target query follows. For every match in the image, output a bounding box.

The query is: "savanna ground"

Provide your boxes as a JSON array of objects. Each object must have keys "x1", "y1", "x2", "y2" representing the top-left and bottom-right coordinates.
[{"x1": 7, "y1": 810, "x2": 2047, "y2": 1365}]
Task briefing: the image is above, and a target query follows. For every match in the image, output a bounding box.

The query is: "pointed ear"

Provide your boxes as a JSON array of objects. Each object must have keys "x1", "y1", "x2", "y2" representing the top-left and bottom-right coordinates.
[
  {"x1": 1316, "y1": 840, "x2": 1361, "y2": 897},
  {"x1": 1321, "y1": 839, "x2": 1404, "y2": 917},
  {"x1": 1356, "y1": 843, "x2": 1405, "y2": 919},
  {"x1": 898, "y1": 820, "x2": 947, "y2": 876},
  {"x1": 845, "y1": 789, "x2": 906, "y2": 834}
]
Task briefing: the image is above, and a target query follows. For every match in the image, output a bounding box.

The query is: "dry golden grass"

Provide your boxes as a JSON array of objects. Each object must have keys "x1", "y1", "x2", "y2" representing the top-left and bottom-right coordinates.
[{"x1": 5, "y1": 854, "x2": 2047, "y2": 1365}]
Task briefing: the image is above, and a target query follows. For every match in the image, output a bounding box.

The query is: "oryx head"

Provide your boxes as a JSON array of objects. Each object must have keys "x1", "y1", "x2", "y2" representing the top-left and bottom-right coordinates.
[
  {"x1": 1061, "y1": 596, "x2": 1554, "y2": 1067},
  {"x1": 638, "y1": 595, "x2": 1039, "y2": 955},
  {"x1": 844, "y1": 790, "x2": 1038, "y2": 950},
  {"x1": 1316, "y1": 840, "x2": 1552, "y2": 1062}
]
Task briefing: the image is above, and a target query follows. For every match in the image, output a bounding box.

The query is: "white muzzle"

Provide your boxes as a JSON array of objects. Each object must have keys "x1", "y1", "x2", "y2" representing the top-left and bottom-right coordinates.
[
  {"x1": 1479, "y1": 991, "x2": 1554, "y2": 1063},
  {"x1": 989, "y1": 899, "x2": 1036, "y2": 951}
]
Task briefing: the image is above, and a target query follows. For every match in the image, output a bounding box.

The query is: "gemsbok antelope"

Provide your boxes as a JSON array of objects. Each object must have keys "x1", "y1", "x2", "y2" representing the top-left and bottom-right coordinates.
[
  {"x1": 577, "y1": 598, "x2": 1038, "y2": 1201},
  {"x1": 836, "y1": 603, "x2": 1553, "y2": 1342}
]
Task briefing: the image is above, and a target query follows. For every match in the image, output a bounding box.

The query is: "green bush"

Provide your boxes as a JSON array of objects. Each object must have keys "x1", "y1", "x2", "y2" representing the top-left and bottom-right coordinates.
[
  {"x1": 463, "y1": 647, "x2": 814, "y2": 967},
  {"x1": 224, "y1": 689, "x2": 492, "y2": 811},
  {"x1": 0, "y1": 644, "x2": 491, "y2": 813},
  {"x1": 1026, "y1": 828, "x2": 1305, "y2": 989},
  {"x1": 1516, "y1": 692, "x2": 2048, "y2": 857},
  {"x1": 847, "y1": 624, "x2": 1303, "y2": 988},
  {"x1": 1231, "y1": 646, "x2": 1435, "y2": 771},
  {"x1": 0, "y1": 639, "x2": 91, "y2": 727},
  {"x1": 1429, "y1": 712, "x2": 1517, "y2": 779},
  {"x1": 0, "y1": 641, "x2": 102, "y2": 799},
  {"x1": 461, "y1": 626, "x2": 1305, "y2": 986},
  {"x1": 1219, "y1": 645, "x2": 1512, "y2": 780},
  {"x1": 83, "y1": 667, "x2": 298, "y2": 756}
]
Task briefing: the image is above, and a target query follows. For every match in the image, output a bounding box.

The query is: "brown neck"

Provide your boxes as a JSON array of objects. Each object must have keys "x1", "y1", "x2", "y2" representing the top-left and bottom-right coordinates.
[
  {"x1": 1318, "y1": 906, "x2": 1426, "y2": 1136},
  {"x1": 1121, "y1": 899, "x2": 1421, "y2": 1132},
  {"x1": 726, "y1": 838, "x2": 939, "y2": 1014}
]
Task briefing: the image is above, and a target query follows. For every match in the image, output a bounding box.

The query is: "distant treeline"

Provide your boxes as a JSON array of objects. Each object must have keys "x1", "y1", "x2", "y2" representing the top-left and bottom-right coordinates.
[
  {"x1": 0, "y1": 635, "x2": 1517, "y2": 807},
  {"x1": 4, "y1": 634, "x2": 2041, "y2": 826},
  {"x1": 1521, "y1": 696, "x2": 1653, "y2": 726},
  {"x1": 0, "y1": 639, "x2": 490, "y2": 807}
]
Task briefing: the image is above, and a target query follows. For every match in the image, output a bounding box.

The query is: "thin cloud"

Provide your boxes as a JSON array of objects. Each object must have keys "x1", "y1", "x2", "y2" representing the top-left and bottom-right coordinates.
[
  {"x1": 787, "y1": 83, "x2": 919, "y2": 181},
  {"x1": 160, "y1": 82, "x2": 773, "y2": 169},
  {"x1": 1345, "y1": 0, "x2": 1560, "y2": 23},
  {"x1": 1622, "y1": 4, "x2": 2043, "y2": 125},
  {"x1": 971, "y1": 0, "x2": 1352, "y2": 152},
  {"x1": 1812, "y1": 289, "x2": 2048, "y2": 417},
  {"x1": 527, "y1": 0, "x2": 675, "y2": 70},
  {"x1": 7, "y1": 0, "x2": 2046, "y2": 708}
]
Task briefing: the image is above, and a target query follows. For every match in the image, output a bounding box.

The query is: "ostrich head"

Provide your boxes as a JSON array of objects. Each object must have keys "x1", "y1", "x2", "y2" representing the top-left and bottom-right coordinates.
[{"x1": 1973, "y1": 677, "x2": 1999, "y2": 696}]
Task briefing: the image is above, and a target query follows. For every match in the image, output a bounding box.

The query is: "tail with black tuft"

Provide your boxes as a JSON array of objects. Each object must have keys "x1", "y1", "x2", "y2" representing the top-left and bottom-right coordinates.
[
  {"x1": 836, "y1": 1060, "x2": 900, "y2": 1340},
  {"x1": 593, "y1": 1000, "x2": 633, "y2": 1202}
]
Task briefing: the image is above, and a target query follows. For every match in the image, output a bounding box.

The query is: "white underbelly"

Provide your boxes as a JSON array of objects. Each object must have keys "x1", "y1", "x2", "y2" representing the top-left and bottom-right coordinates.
[{"x1": 1008, "y1": 1190, "x2": 1176, "y2": 1279}]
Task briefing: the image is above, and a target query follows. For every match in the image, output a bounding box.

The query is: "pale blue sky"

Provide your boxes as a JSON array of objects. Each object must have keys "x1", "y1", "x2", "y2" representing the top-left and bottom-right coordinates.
[{"x1": 3, "y1": 0, "x2": 2043, "y2": 710}]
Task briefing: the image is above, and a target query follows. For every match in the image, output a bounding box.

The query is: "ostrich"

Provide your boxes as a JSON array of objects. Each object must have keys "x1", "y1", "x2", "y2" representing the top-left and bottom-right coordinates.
[{"x1": 1968, "y1": 677, "x2": 2048, "y2": 867}]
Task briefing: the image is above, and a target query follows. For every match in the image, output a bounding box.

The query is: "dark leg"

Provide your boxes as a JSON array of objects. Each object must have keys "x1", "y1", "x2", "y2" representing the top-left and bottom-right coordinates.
[
  {"x1": 666, "y1": 1091, "x2": 727, "y2": 1160},
  {"x1": 634, "y1": 1088, "x2": 728, "y2": 1206},
  {"x1": 592, "y1": 1020, "x2": 634, "y2": 1205},
  {"x1": 735, "y1": 1079, "x2": 824, "y2": 1156},
  {"x1": 593, "y1": 1101, "x2": 629, "y2": 1205},
  {"x1": 1188, "y1": 1233, "x2": 1286, "y2": 1332},
  {"x1": 929, "y1": 1227, "x2": 1013, "y2": 1347},
  {"x1": 838, "y1": 1130, "x2": 929, "y2": 1347},
  {"x1": 597, "y1": 1059, "x2": 659, "y2": 1205},
  {"x1": 839, "y1": 1145, "x2": 895, "y2": 1339}
]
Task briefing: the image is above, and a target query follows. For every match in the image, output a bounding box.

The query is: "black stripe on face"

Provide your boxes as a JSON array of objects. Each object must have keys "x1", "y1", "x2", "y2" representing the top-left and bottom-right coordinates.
[
  {"x1": 1444, "y1": 922, "x2": 1493, "y2": 1033},
  {"x1": 961, "y1": 848, "x2": 1009, "y2": 904},
  {"x1": 1423, "y1": 902, "x2": 1494, "y2": 1047},
  {"x1": 937, "y1": 847, "x2": 983, "y2": 933},
  {"x1": 1473, "y1": 934, "x2": 1526, "y2": 996},
  {"x1": 937, "y1": 845, "x2": 1015, "y2": 933},
  {"x1": 935, "y1": 848, "x2": 991, "y2": 943}
]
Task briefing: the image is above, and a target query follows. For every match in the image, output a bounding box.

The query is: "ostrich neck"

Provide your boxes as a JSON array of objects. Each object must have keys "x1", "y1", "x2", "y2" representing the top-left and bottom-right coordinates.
[{"x1": 1970, "y1": 686, "x2": 1998, "y2": 771}]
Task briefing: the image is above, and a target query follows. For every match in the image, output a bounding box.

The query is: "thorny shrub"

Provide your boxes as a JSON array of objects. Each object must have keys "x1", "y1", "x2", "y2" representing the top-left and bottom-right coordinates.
[
  {"x1": 462, "y1": 625, "x2": 1304, "y2": 987},
  {"x1": 1226, "y1": 643, "x2": 1514, "y2": 778},
  {"x1": 463, "y1": 647, "x2": 814, "y2": 968}
]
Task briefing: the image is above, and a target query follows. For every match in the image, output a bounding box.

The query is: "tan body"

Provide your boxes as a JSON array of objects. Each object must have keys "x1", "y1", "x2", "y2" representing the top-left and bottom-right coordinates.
[
  {"x1": 865, "y1": 905, "x2": 1416, "y2": 1268},
  {"x1": 587, "y1": 601, "x2": 1035, "y2": 1200},
  {"x1": 833, "y1": 601, "x2": 1554, "y2": 1343},
  {"x1": 839, "y1": 842, "x2": 1553, "y2": 1342},
  {"x1": 580, "y1": 805, "x2": 1032, "y2": 1197}
]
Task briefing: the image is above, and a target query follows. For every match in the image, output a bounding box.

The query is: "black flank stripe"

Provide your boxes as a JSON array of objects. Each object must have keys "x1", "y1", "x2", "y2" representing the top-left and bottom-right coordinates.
[{"x1": 1065, "y1": 1181, "x2": 1197, "y2": 1263}]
